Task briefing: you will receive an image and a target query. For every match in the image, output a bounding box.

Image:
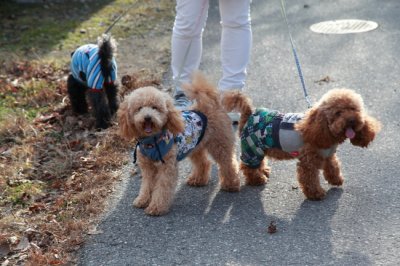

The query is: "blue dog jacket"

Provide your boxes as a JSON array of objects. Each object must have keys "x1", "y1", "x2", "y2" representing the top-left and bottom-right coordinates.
[
  {"x1": 70, "y1": 44, "x2": 117, "y2": 90},
  {"x1": 136, "y1": 111, "x2": 207, "y2": 162}
]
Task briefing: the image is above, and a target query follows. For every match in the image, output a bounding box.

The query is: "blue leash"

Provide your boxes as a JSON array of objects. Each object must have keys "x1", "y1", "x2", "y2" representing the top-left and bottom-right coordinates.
[{"x1": 279, "y1": 0, "x2": 313, "y2": 108}]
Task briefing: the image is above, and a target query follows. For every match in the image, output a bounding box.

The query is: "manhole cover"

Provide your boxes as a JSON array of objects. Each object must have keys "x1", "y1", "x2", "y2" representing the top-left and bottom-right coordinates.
[{"x1": 310, "y1": 19, "x2": 378, "y2": 34}]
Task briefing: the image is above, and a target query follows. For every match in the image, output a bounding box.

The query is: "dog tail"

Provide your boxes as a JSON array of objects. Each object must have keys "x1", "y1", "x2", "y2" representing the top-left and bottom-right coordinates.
[
  {"x1": 221, "y1": 90, "x2": 254, "y2": 124},
  {"x1": 98, "y1": 34, "x2": 117, "y2": 80},
  {"x1": 182, "y1": 71, "x2": 221, "y2": 111}
]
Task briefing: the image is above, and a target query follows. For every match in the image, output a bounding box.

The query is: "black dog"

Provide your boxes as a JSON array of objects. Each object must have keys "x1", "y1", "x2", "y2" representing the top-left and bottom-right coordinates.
[{"x1": 67, "y1": 34, "x2": 119, "y2": 129}]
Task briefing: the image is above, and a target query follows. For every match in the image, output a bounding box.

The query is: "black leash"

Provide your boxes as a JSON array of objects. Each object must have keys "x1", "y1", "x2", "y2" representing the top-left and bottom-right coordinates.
[{"x1": 104, "y1": 1, "x2": 138, "y2": 35}]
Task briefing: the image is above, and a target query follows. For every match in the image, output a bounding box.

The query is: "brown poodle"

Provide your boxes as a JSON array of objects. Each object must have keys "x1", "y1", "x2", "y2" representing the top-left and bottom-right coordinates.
[
  {"x1": 118, "y1": 72, "x2": 240, "y2": 215},
  {"x1": 222, "y1": 88, "x2": 381, "y2": 200}
]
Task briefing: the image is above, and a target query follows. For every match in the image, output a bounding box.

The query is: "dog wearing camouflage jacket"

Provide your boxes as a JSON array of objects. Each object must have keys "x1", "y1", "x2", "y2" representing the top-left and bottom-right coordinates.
[{"x1": 222, "y1": 88, "x2": 381, "y2": 200}]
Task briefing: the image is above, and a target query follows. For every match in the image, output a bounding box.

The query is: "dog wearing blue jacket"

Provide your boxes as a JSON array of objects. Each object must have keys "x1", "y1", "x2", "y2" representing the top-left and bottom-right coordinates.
[
  {"x1": 67, "y1": 34, "x2": 119, "y2": 129},
  {"x1": 118, "y1": 72, "x2": 240, "y2": 216}
]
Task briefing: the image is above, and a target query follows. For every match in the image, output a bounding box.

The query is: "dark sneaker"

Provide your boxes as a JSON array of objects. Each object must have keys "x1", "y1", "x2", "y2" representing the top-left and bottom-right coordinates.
[
  {"x1": 227, "y1": 112, "x2": 240, "y2": 124},
  {"x1": 174, "y1": 93, "x2": 192, "y2": 110}
]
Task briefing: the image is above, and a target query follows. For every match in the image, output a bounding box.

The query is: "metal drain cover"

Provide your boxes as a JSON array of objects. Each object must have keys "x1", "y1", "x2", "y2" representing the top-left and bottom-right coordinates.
[{"x1": 310, "y1": 19, "x2": 378, "y2": 34}]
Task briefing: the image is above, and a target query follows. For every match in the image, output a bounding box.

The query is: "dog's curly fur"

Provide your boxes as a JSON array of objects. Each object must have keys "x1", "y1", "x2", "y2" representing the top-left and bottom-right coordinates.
[
  {"x1": 222, "y1": 88, "x2": 381, "y2": 200},
  {"x1": 67, "y1": 34, "x2": 119, "y2": 129},
  {"x1": 118, "y1": 72, "x2": 240, "y2": 215}
]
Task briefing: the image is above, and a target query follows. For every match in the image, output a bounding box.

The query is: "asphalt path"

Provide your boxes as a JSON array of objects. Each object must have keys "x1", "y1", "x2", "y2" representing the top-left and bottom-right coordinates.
[{"x1": 79, "y1": 0, "x2": 400, "y2": 265}]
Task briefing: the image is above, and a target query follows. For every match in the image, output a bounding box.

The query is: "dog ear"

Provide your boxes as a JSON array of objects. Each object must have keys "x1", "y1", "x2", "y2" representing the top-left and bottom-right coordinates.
[
  {"x1": 165, "y1": 98, "x2": 185, "y2": 135},
  {"x1": 117, "y1": 100, "x2": 137, "y2": 140},
  {"x1": 350, "y1": 115, "x2": 381, "y2": 147},
  {"x1": 296, "y1": 108, "x2": 337, "y2": 149}
]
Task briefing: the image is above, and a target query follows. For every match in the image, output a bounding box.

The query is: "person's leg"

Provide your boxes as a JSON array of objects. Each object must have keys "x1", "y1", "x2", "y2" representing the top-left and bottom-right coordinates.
[
  {"x1": 218, "y1": 0, "x2": 252, "y2": 92},
  {"x1": 171, "y1": 0, "x2": 209, "y2": 109}
]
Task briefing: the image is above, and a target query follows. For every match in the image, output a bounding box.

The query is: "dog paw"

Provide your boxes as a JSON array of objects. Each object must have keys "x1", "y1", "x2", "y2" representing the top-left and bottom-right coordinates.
[
  {"x1": 263, "y1": 167, "x2": 271, "y2": 177},
  {"x1": 304, "y1": 188, "x2": 326, "y2": 200},
  {"x1": 133, "y1": 197, "x2": 149, "y2": 208},
  {"x1": 186, "y1": 175, "x2": 208, "y2": 187},
  {"x1": 144, "y1": 204, "x2": 169, "y2": 216},
  {"x1": 242, "y1": 166, "x2": 269, "y2": 186},
  {"x1": 220, "y1": 179, "x2": 240, "y2": 192},
  {"x1": 328, "y1": 176, "x2": 344, "y2": 186},
  {"x1": 245, "y1": 175, "x2": 268, "y2": 186}
]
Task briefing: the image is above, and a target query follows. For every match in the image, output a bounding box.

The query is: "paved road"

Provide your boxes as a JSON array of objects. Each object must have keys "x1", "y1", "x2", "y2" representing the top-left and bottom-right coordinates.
[{"x1": 79, "y1": 0, "x2": 400, "y2": 265}]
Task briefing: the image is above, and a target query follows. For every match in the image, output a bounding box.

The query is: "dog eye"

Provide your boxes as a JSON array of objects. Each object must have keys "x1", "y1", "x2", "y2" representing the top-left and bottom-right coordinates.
[
  {"x1": 152, "y1": 106, "x2": 158, "y2": 110},
  {"x1": 335, "y1": 111, "x2": 342, "y2": 117},
  {"x1": 137, "y1": 107, "x2": 142, "y2": 112}
]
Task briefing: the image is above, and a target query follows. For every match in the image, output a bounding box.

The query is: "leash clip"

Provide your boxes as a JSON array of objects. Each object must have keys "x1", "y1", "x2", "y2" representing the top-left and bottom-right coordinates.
[{"x1": 305, "y1": 95, "x2": 313, "y2": 109}]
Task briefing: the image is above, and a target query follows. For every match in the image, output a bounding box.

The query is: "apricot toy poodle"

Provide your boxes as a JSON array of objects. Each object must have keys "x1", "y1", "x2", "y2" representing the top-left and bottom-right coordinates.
[
  {"x1": 118, "y1": 72, "x2": 240, "y2": 215},
  {"x1": 222, "y1": 88, "x2": 381, "y2": 200}
]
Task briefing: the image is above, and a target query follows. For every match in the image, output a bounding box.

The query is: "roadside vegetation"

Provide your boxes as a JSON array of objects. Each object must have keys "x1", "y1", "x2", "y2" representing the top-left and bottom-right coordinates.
[{"x1": 0, "y1": 0, "x2": 174, "y2": 265}]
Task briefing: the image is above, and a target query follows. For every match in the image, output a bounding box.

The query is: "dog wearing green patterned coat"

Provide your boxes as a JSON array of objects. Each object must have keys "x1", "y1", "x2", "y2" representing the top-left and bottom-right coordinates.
[{"x1": 222, "y1": 89, "x2": 381, "y2": 200}]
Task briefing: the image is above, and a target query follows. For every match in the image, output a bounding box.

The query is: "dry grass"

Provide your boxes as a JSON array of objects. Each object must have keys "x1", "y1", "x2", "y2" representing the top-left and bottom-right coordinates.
[
  {"x1": 0, "y1": 0, "x2": 174, "y2": 264},
  {"x1": 0, "y1": 62, "x2": 160, "y2": 265}
]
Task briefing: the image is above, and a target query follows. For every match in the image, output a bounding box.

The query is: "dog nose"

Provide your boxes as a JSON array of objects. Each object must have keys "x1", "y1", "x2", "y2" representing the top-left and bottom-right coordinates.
[
  {"x1": 145, "y1": 116, "x2": 152, "y2": 122},
  {"x1": 347, "y1": 118, "x2": 356, "y2": 127}
]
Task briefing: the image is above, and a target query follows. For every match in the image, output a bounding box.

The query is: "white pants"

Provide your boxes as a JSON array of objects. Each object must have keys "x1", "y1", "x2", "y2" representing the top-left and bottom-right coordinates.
[{"x1": 171, "y1": 0, "x2": 252, "y2": 94}]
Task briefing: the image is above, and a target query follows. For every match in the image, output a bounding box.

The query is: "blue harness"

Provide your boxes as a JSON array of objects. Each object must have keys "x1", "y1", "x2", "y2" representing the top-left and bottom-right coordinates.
[{"x1": 133, "y1": 111, "x2": 207, "y2": 163}]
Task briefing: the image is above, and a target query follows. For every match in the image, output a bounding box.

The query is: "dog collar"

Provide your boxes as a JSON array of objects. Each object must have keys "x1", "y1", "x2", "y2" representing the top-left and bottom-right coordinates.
[
  {"x1": 132, "y1": 111, "x2": 208, "y2": 164},
  {"x1": 135, "y1": 130, "x2": 174, "y2": 163}
]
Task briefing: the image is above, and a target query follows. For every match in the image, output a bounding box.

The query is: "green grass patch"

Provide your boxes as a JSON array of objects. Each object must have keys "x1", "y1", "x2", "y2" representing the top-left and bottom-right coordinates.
[
  {"x1": 0, "y1": 69, "x2": 66, "y2": 123},
  {"x1": 0, "y1": 0, "x2": 174, "y2": 61},
  {"x1": 3, "y1": 181, "x2": 45, "y2": 207},
  {"x1": 0, "y1": 0, "x2": 114, "y2": 58}
]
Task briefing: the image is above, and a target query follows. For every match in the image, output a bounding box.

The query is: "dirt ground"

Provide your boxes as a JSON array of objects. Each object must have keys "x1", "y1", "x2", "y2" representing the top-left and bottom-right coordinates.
[
  {"x1": 0, "y1": 1, "x2": 175, "y2": 265},
  {"x1": 117, "y1": 24, "x2": 172, "y2": 84}
]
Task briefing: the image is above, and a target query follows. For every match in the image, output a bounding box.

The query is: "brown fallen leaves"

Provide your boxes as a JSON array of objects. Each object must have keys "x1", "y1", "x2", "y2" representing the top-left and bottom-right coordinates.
[
  {"x1": 267, "y1": 221, "x2": 277, "y2": 234},
  {"x1": 314, "y1": 75, "x2": 334, "y2": 85},
  {"x1": 0, "y1": 61, "x2": 157, "y2": 265}
]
